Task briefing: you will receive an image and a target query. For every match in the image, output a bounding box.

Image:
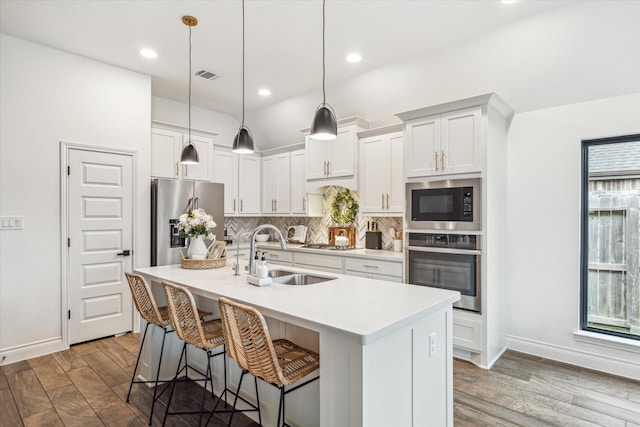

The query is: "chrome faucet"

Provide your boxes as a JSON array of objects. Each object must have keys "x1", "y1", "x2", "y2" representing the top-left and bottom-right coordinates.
[
  {"x1": 249, "y1": 224, "x2": 287, "y2": 276},
  {"x1": 232, "y1": 232, "x2": 252, "y2": 276}
]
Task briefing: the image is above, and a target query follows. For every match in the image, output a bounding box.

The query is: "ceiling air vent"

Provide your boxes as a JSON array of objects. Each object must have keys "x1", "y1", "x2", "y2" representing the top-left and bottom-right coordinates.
[{"x1": 195, "y1": 70, "x2": 219, "y2": 80}]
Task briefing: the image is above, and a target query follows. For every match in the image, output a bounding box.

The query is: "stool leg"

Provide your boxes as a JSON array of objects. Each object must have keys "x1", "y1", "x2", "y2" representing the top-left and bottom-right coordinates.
[
  {"x1": 148, "y1": 326, "x2": 168, "y2": 425},
  {"x1": 228, "y1": 370, "x2": 247, "y2": 427},
  {"x1": 276, "y1": 386, "x2": 286, "y2": 427},
  {"x1": 198, "y1": 351, "x2": 213, "y2": 427},
  {"x1": 254, "y1": 376, "x2": 262, "y2": 426},
  {"x1": 127, "y1": 322, "x2": 150, "y2": 402},
  {"x1": 162, "y1": 342, "x2": 186, "y2": 426}
]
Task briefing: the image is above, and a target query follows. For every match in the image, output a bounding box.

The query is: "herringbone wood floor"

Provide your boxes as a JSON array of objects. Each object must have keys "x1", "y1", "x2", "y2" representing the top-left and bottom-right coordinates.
[{"x1": 1, "y1": 333, "x2": 640, "y2": 426}]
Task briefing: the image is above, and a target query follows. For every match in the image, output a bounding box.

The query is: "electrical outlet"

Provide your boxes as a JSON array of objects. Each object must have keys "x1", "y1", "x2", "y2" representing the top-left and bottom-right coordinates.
[{"x1": 429, "y1": 332, "x2": 436, "y2": 357}]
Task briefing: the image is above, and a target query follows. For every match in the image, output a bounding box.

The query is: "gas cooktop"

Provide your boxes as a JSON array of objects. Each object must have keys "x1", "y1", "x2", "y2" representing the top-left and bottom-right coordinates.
[{"x1": 302, "y1": 243, "x2": 356, "y2": 251}]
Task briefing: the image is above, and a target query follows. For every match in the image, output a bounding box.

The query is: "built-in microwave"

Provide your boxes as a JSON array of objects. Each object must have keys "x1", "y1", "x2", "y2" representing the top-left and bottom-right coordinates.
[{"x1": 406, "y1": 178, "x2": 480, "y2": 231}]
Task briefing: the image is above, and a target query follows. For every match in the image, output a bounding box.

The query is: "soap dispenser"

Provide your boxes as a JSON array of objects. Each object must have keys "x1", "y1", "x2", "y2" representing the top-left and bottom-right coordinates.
[{"x1": 257, "y1": 252, "x2": 269, "y2": 279}]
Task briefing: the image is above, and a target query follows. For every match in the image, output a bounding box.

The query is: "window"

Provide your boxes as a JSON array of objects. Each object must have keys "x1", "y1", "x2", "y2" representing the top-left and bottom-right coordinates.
[{"x1": 581, "y1": 134, "x2": 640, "y2": 340}]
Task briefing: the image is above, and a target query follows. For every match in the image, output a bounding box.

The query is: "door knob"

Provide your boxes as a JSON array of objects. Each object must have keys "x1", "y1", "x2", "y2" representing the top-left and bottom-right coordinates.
[{"x1": 117, "y1": 250, "x2": 131, "y2": 257}]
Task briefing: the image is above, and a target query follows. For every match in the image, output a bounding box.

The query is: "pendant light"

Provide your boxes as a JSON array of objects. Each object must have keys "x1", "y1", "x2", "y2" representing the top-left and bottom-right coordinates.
[
  {"x1": 232, "y1": 0, "x2": 255, "y2": 154},
  {"x1": 180, "y1": 15, "x2": 199, "y2": 164},
  {"x1": 310, "y1": 0, "x2": 337, "y2": 140}
]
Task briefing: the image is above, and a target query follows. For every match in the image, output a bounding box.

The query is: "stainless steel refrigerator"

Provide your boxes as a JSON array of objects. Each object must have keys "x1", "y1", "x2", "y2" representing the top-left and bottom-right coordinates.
[{"x1": 151, "y1": 178, "x2": 224, "y2": 266}]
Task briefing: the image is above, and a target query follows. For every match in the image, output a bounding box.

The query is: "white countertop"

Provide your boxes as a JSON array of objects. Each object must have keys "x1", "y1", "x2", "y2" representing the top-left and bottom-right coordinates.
[
  {"x1": 135, "y1": 264, "x2": 459, "y2": 345},
  {"x1": 255, "y1": 241, "x2": 405, "y2": 262}
]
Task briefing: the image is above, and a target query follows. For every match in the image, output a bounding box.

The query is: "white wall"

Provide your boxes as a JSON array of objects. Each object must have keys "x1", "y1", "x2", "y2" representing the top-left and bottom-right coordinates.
[
  {"x1": 506, "y1": 93, "x2": 640, "y2": 379},
  {"x1": 151, "y1": 96, "x2": 239, "y2": 148},
  {"x1": 0, "y1": 34, "x2": 151, "y2": 363}
]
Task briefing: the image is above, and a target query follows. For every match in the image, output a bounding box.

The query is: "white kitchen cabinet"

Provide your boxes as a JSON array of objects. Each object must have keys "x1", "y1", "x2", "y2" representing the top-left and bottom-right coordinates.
[
  {"x1": 294, "y1": 252, "x2": 343, "y2": 275},
  {"x1": 212, "y1": 147, "x2": 260, "y2": 215},
  {"x1": 303, "y1": 117, "x2": 369, "y2": 188},
  {"x1": 262, "y1": 249, "x2": 293, "y2": 268},
  {"x1": 290, "y1": 150, "x2": 323, "y2": 216},
  {"x1": 401, "y1": 106, "x2": 481, "y2": 178},
  {"x1": 151, "y1": 126, "x2": 213, "y2": 181},
  {"x1": 358, "y1": 125, "x2": 404, "y2": 215},
  {"x1": 261, "y1": 152, "x2": 290, "y2": 214},
  {"x1": 344, "y1": 257, "x2": 403, "y2": 282}
]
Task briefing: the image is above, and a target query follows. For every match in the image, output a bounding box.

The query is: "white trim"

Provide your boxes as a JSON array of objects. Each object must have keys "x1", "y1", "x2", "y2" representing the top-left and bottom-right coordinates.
[
  {"x1": 506, "y1": 334, "x2": 640, "y2": 381},
  {"x1": 60, "y1": 142, "x2": 138, "y2": 347},
  {"x1": 0, "y1": 337, "x2": 65, "y2": 366},
  {"x1": 573, "y1": 330, "x2": 640, "y2": 354}
]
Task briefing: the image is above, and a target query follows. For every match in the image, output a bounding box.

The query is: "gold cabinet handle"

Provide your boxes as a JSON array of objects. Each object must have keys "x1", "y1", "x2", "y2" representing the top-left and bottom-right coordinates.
[
  {"x1": 435, "y1": 151, "x2": 439, "y2": 172},
  {"x1": 441, "y1": 150, "x2": 445, "y2": 170},
  {"x1": 328, "y1": 161, "x2": 331, "y2": 176},
  {"x1": 233, "y1": 198, "x2": 237, "y2": 212},
  {"x1": 362, "y1": 264, "x2": 379, "y2": 269},
  {"x1": 240, "y1": 199, "x2": 243, "y2": 212},
  {"x1": 175, "y1": 162, "x2": 179, "y2": 177},
  {"x1": 381, "y1": 194, "x2": 385, "y2": 209},
  {"x1": 386, "y1": 194, "x2": 390, "y2": 209},
  {"x1": 303, "y1": 197, "x2": 306, "y2": 211}
]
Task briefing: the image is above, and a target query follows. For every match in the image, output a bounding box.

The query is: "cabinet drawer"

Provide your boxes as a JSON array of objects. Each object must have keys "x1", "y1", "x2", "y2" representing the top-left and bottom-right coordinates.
[
  {"x1": 263, "y1": 250, "x2": 293, "y2": 263},
  {"x1": 345, "y1": 270, "x2": 402, "y2": 283},
  {"x1": 452, "y1": 313, "x2": 483, "y2": 352},
  {"x1": 294, "y1": 252, "x2": 343, "y2": 271},
  {"x1": 344, "y1": 258, "x2": 402, "y2": 277}
]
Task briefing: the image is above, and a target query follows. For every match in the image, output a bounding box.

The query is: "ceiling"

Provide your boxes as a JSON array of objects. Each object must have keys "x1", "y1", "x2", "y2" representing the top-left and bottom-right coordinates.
[{"x1": 0, "y1": 1, "x2": 572, "y2": 116}]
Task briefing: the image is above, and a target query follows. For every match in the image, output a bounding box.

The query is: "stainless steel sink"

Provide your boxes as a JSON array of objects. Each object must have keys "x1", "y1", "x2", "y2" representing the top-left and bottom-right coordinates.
[
  {"x1": 268, "y1": 269, "x2": 297, "y2": 278},
  {"x1": 269, "y1": 270, "x2": 336, "y2": 285}
]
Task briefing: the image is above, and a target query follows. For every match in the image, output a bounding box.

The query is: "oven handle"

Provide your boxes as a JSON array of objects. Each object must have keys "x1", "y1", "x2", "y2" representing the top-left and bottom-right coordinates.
[{"x1": 405, "y1": 245, "x2": 482, "y2": 256}]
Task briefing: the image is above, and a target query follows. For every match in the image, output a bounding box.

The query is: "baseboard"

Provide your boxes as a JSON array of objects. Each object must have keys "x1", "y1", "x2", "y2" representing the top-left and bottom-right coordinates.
[
  {"x1": 0, "y1": 337, "x2": 66, "y2": 366},
  {"x1": 506, "y1": 334, "x2": 640, "y2": 381}
]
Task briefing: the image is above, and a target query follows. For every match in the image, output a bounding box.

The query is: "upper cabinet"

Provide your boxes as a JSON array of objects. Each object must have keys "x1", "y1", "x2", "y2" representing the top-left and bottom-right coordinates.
[
  {"x1": 358, "y1": 125, "x2": 404, "y2": 215},
  {"x1": 261, "y1": 152, "x2": 290, "y2": 214},
  {"x1": 303, "y1": 117, "x2": 369, "y2": 189},
  {"x1": 151, "y1": 126, "x2": 213, "y2": 181},
  {"x1": 400, "y1": 106, "x2": 481, "y2": 178},
  {"x1": 212, "y1": 147, "x2": 261, "y2": 216},
  {"x1": 290, "y1": 150, "x2": 322, "y2": 216}
]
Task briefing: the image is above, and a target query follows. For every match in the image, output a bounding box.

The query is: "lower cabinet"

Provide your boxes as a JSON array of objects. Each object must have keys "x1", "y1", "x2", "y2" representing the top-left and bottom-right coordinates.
[
  {"x1": 294, "y1": 252, "x2": 343, "y2": 275},
  {"x1": 344, "y1": 258, "x2": 403, "y2": 282},
  {"x1": 263, "y1": 249, "x2": 293, "y2": 268},
  {"x1": 452, "y1": 310, "x2": 483, "y2": 352}
]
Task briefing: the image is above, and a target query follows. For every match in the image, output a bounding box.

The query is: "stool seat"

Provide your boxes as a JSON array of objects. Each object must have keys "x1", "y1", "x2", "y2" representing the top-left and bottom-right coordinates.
[{"x1": 271, "y1": 339, "x2": 320, "y2": 386}]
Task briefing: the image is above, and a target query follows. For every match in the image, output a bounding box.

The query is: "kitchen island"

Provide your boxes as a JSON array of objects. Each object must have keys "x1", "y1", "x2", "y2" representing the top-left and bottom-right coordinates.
[{"x1": 135, "y1": 264, "x2": 459, "y2": 427}]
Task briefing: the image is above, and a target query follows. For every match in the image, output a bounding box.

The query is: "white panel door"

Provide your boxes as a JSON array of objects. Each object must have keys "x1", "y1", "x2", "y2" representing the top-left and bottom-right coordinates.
[
  {"x1": 290, "y1": 150, "x2": 307, "y2": 214},
  {"x1": 238, "y1": 154, "x2": 261, "y2": 214},
  {"x1": 360, "y1": 136, "x2": 388, "y2": 213},
  {"x1": 151, "y1": 128, "x2": 180, "y2": 178},
  {"x1": 68, "y1": 148, "x2": 133, "y2": 344},
  {"x1": 306, "y1": 136, "x2": 329, "y2": 180},
  {"x1": 183, "y1": 134, "x2": 213, "y2": 181},
  {"x1": 274, "y1": 153, "x2": 290, "y2": 213},
  {"x1": 405, "y1": 115, "x2": 439, "y2": 178},
  {"x1": 261, "y1": 155, "x2": 276, "y2": 213},
  {"x1": 441, "y1": 107, "x2": 482, "y2": 175},
  {"x1": 388, "y1": 133, "x2": 405, "y2": 213},
  {"x1": 329, "y1": 127, "x2": 355, "y2": 177}
]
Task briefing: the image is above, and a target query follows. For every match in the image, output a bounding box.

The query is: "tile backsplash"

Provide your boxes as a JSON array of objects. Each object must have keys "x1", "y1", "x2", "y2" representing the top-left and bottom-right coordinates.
[{"x1": 224, "y1": 186, "x2": 402, "y2": 250}]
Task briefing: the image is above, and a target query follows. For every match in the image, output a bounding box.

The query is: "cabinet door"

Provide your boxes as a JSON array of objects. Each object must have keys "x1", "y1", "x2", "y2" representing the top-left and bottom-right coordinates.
[
  {"x1": 404, "y1": 115, "x2": 439, "y2": 178},
  {"x1": 274, "y1": 153, "x2": 290, "y2": 213},
  {"x1": 183, "y1": 134, "x2": 213, "y2": 181},
  {"x1": 388, "y1": 133, "x2": 405, "y2": 213},
  {"x1": 290, "y1": 150, "x2": 307, "y2": 214},
  {"x1": 306, "y1": 136, "x2": 329, "y2": 180},
  {"x1": 328, "y1": 127, "x2": 355, "y2": 177},
  {"x1": 360, "y1": 136, "x2": 389, "y2": 213},
  {"x1": 238, "y1": 154, "x2": 261, "y2": 214},
  {"x1": 441, "y1": 107, "x2": 482, "y2": 175},
  {"x1": 151, "y1": 128, "x2": 181, "y2": 178},
  {"x1": 213, "y1": 149, "x2": 237, "y2": 214},
  {"x1": 261, "y1": 155, "x2": 276, "y2": 214}
]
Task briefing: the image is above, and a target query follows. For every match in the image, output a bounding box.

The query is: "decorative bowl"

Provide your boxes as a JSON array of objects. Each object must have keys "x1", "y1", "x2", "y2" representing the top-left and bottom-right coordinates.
[{"x1": 255, "y1": 234, "x2": 270, "y2": 242}]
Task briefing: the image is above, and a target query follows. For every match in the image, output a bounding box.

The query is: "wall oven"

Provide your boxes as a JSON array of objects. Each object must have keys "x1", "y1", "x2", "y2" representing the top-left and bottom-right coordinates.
[
  {"x1": 406, "y1": 178, "x2": 480, "y2": 231},
  {"x1": 406, "y1": 232, "x2": 481, "y2": 313}
]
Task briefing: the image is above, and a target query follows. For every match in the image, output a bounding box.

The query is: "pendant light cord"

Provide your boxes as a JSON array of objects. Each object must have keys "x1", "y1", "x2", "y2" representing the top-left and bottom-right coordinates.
[
  {"x1": 241, "y1": 0, "x2": 246, "y2": 126},
  {"x1": 188, "y1": 24, "x2": 193, "y2": 143},
  {"x1": 322, "y1": 0, "x2": 326, "y2": 105}
]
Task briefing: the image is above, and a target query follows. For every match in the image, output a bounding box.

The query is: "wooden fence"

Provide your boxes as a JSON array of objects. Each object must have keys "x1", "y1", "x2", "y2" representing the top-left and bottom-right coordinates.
[{"x1": 587, "y1": 186, "x2": 640, "y2": 335}]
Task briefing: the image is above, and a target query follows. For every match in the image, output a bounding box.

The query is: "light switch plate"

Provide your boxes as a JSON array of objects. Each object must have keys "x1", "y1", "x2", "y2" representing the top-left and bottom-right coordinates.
[{"x1": 1, "y1": 216, "x2": 24, "y2": 230}]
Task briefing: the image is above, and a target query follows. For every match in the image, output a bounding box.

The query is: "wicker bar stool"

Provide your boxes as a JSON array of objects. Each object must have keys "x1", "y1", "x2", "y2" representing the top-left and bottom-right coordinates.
[
  {"x1": 161, "y1": 281, "x2": 232, "y2": 427},
  {"x1": 218, "y1": 297, "x2": 320, "y2": 427},
  {"x1": 124, "y1": 272, "x2": 176, "y2": 425}
]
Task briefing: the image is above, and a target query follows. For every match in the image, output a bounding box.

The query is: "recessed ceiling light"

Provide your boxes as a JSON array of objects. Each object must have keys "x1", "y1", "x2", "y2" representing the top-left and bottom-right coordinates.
[
  {"x1": 139, "y1": 48, "x2": 158, "y2": 59},
  {"x1": 500, "y1": 0, "x2": 518, "y2": 4},
  {"x1": 346, "y1": 53, "x2": 362, "y2": 63},
  {"x1": 258, "y1": 88, "x2": 271, "y2": 96}
]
